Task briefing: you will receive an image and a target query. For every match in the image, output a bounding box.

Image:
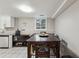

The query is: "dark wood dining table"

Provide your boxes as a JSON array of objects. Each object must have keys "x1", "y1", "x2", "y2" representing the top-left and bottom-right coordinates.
[{"x1": 27, "y1": 34, "x2": 60, "y2": 58}]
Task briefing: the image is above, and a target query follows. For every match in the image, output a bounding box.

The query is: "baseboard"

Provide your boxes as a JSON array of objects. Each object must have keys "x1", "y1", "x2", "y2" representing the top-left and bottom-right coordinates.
[{"x1": 67, "y1": 47, "x2": 79, "y2": 58}]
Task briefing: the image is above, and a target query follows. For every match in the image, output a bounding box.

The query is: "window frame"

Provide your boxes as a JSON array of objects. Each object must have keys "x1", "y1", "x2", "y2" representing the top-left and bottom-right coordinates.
[{"x1": 35, "y1": 16, "x2": 47, "y2": 31}]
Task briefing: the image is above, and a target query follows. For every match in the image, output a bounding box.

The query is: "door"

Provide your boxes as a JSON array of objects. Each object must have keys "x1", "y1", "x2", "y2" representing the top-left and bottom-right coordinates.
[{"x1": 0, "y1": 37, "x2": 9, "y2": 47}]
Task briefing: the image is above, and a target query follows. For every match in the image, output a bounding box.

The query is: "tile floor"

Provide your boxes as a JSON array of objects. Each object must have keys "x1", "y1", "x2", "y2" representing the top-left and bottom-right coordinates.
[
  {"x1": 0, "y1": 47, "x2": 55, "y2": 58},
  {"x1": 0, "y1": 47, "x2": 27, "y2": 58},
  {"x1": 0, "y1": 46, "x2": 75, "y2": 58}
]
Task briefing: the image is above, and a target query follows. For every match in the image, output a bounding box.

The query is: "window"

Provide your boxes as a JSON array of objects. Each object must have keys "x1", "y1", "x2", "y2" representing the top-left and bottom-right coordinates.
[{"x1": 35, "y1": 15, "x2": 47, "y2": 30}]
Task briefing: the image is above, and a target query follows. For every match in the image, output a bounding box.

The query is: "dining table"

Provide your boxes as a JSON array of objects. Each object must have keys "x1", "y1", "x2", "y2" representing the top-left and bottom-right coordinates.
[{"x1": 27, "y1": 33, "x2": 60, "y2": 58}]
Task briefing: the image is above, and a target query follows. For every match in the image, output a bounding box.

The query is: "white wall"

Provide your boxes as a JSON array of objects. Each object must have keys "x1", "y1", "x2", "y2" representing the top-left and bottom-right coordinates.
[
  {"x1": 15, "y1": 17, "x2": 54, "y2": 35},
  {"x1": 55, "y1": 0, "x2": 79, "y2": 56}
]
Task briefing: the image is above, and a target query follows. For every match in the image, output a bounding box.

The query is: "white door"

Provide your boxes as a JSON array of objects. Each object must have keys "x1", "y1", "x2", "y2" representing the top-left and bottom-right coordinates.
[{"x1": 0, "y1": 37, "x2": 9, "y2": 47}]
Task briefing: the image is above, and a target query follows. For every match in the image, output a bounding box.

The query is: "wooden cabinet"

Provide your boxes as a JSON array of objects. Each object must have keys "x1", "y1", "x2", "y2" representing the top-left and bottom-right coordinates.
[{"x1": 12, "y1": 35, "x2": 30, "y2": 47}]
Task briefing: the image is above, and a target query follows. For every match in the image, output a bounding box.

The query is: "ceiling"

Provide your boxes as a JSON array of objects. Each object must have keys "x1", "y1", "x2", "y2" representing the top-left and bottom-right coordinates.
[{"x1": 0, "y1": 0, "x2": 77, "y2": 18}]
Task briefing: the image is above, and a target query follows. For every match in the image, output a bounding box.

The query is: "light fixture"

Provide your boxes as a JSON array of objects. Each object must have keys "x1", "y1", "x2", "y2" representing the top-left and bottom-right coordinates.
[{"x1": 18, "y1": 5, "x2": 34, "y2": 13}]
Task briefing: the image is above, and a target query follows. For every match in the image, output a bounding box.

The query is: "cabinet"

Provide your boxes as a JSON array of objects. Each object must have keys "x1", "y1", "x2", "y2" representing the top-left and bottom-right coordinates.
[
  {"x1": 0, "y1": 36, "x2": 9, "y2": 48},
  {"x1": 12, "y1": 35, "x2": 30, "y2": 47},
  {"x1": 4, "y1": 16, "x2": 15, "y2": 27},
  {"x1": 0, "y1": 16, "x2": 15, "y2": 29}
]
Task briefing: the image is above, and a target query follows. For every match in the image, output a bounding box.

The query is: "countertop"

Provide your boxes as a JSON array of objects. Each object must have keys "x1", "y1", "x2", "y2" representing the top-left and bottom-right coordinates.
[{"x1": 0, "y1": 35, "x2": 9, "y2": 37}]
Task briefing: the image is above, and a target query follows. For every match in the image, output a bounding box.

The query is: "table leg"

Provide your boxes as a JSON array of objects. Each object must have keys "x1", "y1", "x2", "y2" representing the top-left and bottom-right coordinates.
[
  {"x1": 56, "y1": 42, "x2": 60, "y2": 58},
  {"x1": 51, "y1": 42, "x2": 60, "y2": 58},
  {"x1": 56, "y1": 47, "x2": 60, "y2": 57},
  {"x1": 27, "y1": 43, "x2": 31, "y2": 58}
]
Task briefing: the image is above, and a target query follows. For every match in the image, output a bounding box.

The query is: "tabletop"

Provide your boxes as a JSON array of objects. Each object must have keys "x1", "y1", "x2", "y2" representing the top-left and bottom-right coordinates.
[{"x1": 27, "y1": 34, "x2": 60, "y2": 42}]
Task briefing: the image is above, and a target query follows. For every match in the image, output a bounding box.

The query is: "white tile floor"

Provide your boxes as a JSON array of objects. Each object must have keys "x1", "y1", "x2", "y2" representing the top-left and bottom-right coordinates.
[{"x1": 0, "y1": 47, "x2": 27, "y2": 58}]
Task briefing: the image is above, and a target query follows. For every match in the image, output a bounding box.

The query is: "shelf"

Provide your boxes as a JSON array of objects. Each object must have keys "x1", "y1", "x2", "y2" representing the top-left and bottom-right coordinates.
[
  {"x1": 13, "y1": 40, "x2": 27, "y2": 42},
  {"x1": 13, "y1": 45, "x2": 27, "y2": 47}
]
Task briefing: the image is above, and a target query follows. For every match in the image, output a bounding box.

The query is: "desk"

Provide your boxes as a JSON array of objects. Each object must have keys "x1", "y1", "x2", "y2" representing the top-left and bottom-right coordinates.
[{"x1": 27, "y1": 34, "x2": 60, "y2": 58}]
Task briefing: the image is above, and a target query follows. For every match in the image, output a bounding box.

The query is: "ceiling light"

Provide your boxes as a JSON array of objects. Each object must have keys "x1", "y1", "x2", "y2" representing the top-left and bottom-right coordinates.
[{"x1": 18, "y1": 5, "x2": 34, "y2": 13}]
